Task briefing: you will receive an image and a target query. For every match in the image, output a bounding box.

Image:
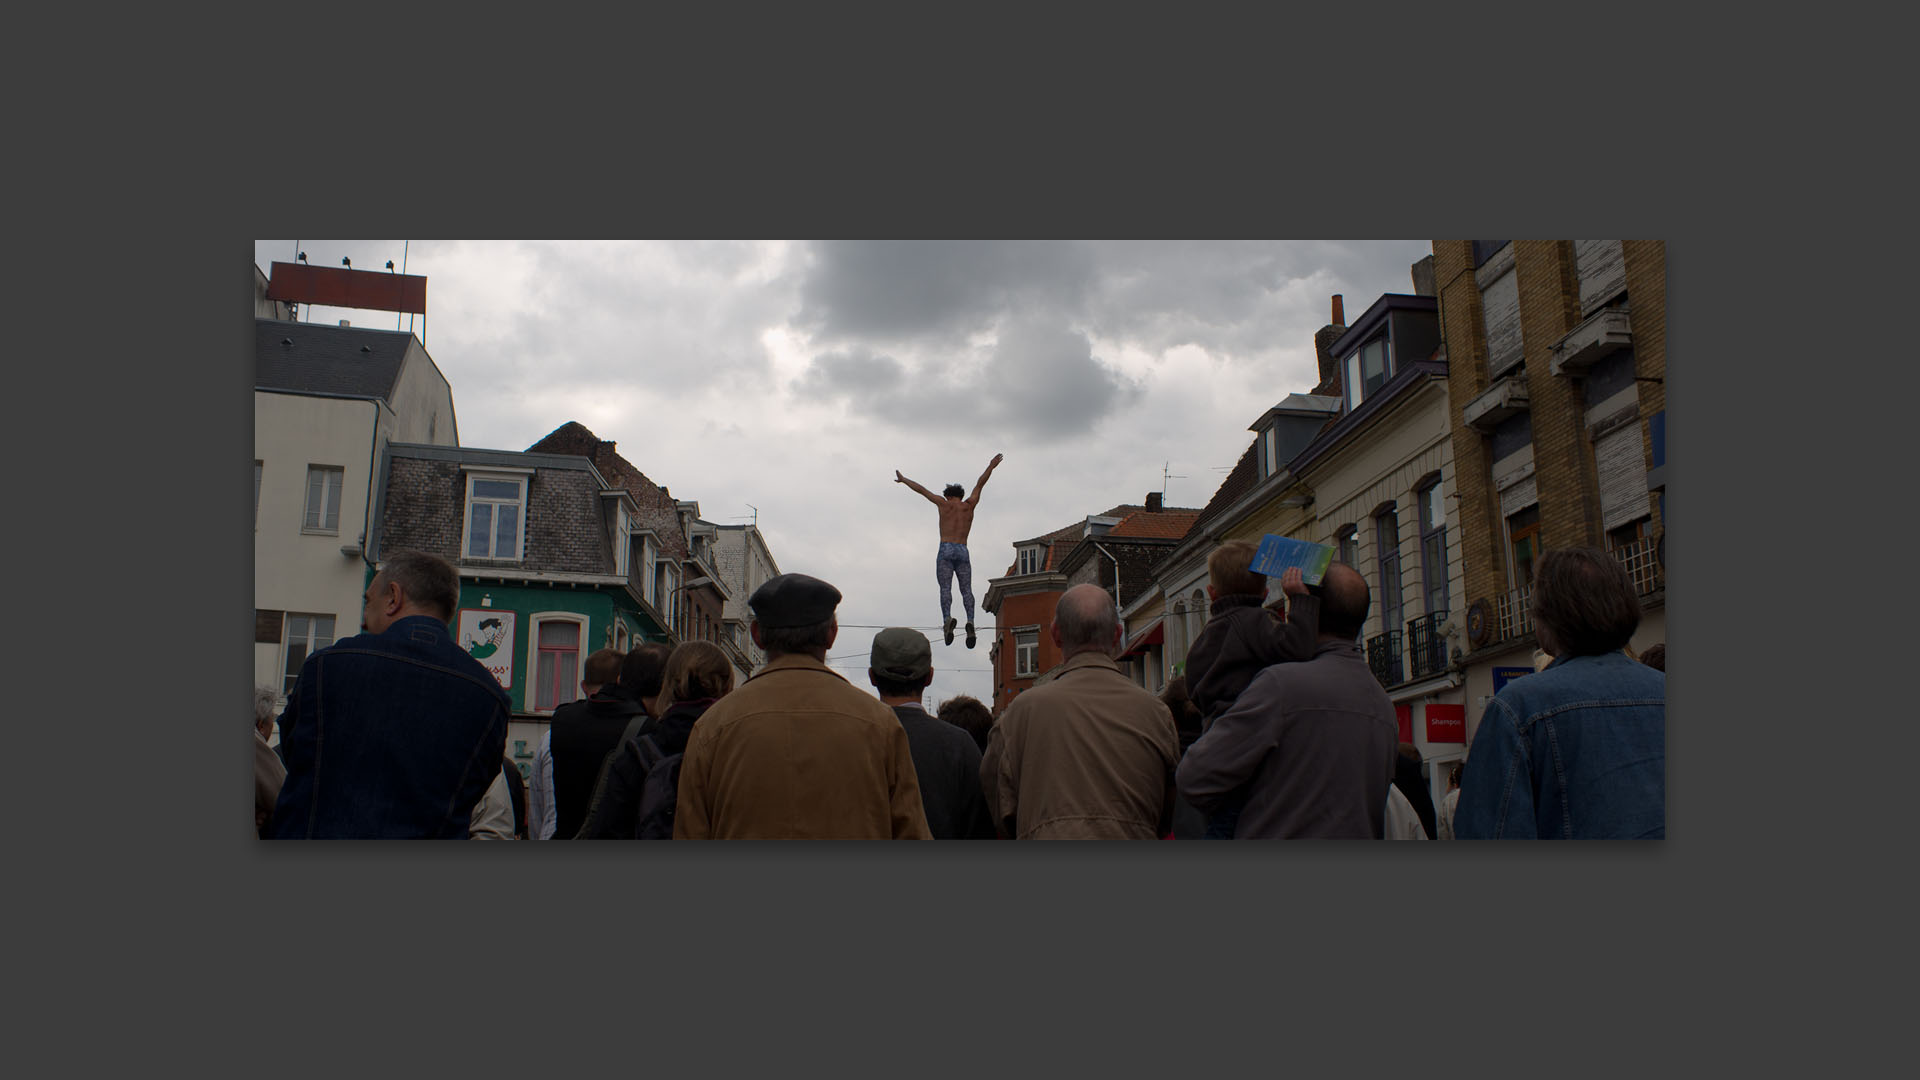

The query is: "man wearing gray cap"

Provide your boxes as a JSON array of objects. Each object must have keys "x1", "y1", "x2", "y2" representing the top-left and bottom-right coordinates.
[
  {"x1": 868, "y1": 628, "x2": 996, "y2": 839},
  {"x1": 673, "y1": 573, "x2": 933, "y2": 839}
]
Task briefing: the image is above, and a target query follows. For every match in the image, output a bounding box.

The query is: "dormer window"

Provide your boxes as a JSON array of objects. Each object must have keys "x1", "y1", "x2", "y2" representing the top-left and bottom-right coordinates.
[
  {"x1": 1017, "y1": 544, "x2": 1046, "y2": 576},
  {"x1": 461, "y1": 468, "x2": 531, "y2": 560},
  {"x1": 1256, "y1": 424, "x2": 1280, "y2": 479},
  {"x1": 1343, "y1": 334, "x2": 1391, "y2": 412}
]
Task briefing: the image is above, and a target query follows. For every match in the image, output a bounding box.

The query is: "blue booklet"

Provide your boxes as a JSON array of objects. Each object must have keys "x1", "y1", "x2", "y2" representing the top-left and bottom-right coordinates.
[{"x1": 1249, "y1": 534, "x2": 1334, "y2": 586}]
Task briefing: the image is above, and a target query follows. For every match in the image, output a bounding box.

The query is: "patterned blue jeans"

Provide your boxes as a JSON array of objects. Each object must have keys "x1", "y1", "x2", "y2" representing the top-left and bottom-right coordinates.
[{"x1": 936, "y1": 541, "x2": 974, "y2": 623}]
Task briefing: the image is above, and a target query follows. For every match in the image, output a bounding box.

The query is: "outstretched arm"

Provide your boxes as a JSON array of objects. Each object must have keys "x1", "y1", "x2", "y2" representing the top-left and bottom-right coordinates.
[
  {"x1": 895, "y1": 470, "x2": 944, "y2": 506},
  {"x1": 966, "y1": 453, "x2": 1004, "y2": 506}
]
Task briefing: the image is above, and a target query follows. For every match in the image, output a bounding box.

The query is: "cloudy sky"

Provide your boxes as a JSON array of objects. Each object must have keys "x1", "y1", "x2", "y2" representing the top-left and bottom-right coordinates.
[{"x1": 255, "y1": 239, "x2": 1434, "y2": 708}]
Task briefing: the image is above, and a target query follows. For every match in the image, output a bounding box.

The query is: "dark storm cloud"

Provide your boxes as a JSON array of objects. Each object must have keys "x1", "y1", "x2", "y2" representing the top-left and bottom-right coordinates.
[
  {"x1": 784, "y1": 239, "x2": 1428, "y2": 442},
  {"x1": 791, "y1": 239, "x2": 1430, "y2": 360},
  {"x1": 793, "y1": 347, "x2": 907, "y2": 399},
  {"x1": 794, "y1": 240, "x2": 1096, "y2": 341},
  {"x1": 979, "y1": 318, "x2": 1141, "y2": 441},
  {"x1": 789, "y1": 317, "x2": 1138, "y2": 443}
]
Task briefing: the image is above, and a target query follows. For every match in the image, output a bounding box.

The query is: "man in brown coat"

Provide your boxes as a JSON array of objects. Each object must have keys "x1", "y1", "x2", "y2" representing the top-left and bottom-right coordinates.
[
  {"x1": 673, "y1": 573, "x2": 932, "y2": 840},
  {"x1": 979, "y1": 584, "x2": 1181, "y2": 839}
]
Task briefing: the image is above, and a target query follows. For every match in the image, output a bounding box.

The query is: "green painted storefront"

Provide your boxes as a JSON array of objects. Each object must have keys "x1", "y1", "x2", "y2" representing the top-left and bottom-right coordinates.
[{"x1": 451, "y1": 581, "x2": 668, "y2": 715}]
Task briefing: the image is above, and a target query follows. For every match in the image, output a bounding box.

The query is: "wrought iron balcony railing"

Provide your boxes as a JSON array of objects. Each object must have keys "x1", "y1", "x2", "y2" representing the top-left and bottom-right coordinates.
[
  {"x1": 1406, "y1": 610, "x2": 1449, "y2": 680},
  {"x1": 1366, "y1": 629, "x2": 1404, "y2": 688}
]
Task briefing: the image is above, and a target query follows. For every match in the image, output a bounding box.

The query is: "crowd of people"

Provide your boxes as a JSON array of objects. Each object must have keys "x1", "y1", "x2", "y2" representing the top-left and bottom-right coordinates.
[{"x1": 256, "y1": 541, "x2": 1665, "y2": 840}]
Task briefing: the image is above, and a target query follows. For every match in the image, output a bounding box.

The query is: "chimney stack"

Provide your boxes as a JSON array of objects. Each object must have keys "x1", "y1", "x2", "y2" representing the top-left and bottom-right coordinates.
[
  {"x1": 1146, "y1": 491, "x2": 1163, "y2": 512},
  {"x1": 1314, "y1": 294, "x2": 1349, "y2": 393},
  {"x1": 1409, "y1": 255, "x2": 1436, "y2": 297}
]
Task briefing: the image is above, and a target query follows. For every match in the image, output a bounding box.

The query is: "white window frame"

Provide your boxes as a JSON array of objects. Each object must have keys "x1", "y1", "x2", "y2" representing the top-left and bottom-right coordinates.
[
  {"x1": 461, "y1": 467, "x2": 532, "y2": 562},
  {"x1": 1014, "y1": 626, "x2": 1040, "y2": 677},
  {"x1": 524, "y1": 611, "x2": 588, "y2": 715},
  {"x1": 656, "y1": 559, "x2": 679, "y2": 628},
  {"x1": 302, "y1": 465, "x2": 345, "y2": 535},
  {"x1": 281, "y1": 612, "x2": 336, "y2": 696},
  {"x1": 1259, "y1": 426, "x2": 1279, "y2": 479},
  {"x1": 640, "y1": 537, "x2": 659, "y2": 604},
  {"x1": 1017, "y1": 544, "x2": 1045, "y2": 576},
  {"x1": 1343, "y1": 335, "x2": 1392, "y2": 413}
]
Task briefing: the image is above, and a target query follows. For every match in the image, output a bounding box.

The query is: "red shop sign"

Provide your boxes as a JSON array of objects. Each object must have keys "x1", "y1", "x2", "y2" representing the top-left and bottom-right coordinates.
[
  {"x1": 1426, "y1": 703, "x2": 1465, "y2": 743},
  {"x1": 1395, "y1": 704, "x2": 1413, "y2": 744}
]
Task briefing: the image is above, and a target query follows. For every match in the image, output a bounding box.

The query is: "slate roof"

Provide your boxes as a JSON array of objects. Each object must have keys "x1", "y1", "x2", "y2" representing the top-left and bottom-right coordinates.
[
  {"x1": 255, "y1": 318, "x2": 416, "y2": 400},
  {"x1": 1183, "y1": 438, "x2": 1261, "y2": 541}
]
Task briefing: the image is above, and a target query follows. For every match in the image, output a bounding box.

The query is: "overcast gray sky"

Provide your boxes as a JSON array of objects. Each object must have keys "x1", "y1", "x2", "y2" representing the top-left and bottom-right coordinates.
[{"x1": 255, "y1": 239, "x2": 1434, "y2": 708}]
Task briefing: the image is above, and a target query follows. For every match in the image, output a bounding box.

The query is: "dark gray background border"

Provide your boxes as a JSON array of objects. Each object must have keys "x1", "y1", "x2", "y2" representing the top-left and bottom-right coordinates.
[{"x1": 39, "y1": 9, "x2": 1833, "y2": 1076}]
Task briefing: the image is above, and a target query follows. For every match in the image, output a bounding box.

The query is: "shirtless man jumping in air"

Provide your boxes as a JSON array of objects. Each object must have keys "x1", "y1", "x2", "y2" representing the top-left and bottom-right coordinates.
[{"x1": 896, "y1": 453, "x2": 1003, "y2": 648}]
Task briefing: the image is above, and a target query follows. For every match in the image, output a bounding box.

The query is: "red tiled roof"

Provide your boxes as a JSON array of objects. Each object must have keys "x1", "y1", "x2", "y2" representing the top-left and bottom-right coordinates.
[
  {"x1": 1109, "y1": 509, "x2": 1201, "y2": 540},
  {"x1": 1006, "y1": 503, "x2": 1203, "y2": 573}
]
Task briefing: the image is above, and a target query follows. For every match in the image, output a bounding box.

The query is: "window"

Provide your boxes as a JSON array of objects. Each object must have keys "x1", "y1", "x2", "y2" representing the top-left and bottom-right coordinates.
[
  {"x1": 1257, "y1": 425, "x2": 1279, "y2": 478},
  {"x1": 1015, "y1": 629, "x2": 1039, "y2": 677},
  {"x1": 639, "y1": 538, "x2": 659, "y2": 603},
  {"x1": 1480, "y1": 266, "x2": 1524, "y2": 376},
  {"x1": 1574, "y1": 239, "x2": 1628, "y2": 316},
  {"x1": 1609, "y1": 518, "x2": 1658, "y2": 596},
  {"x1": 1506, "y1": 505, "x2": 1541, "y2": 590},
  {"x1": 254, "y1": 461, "x2": 263, "y2": 527},
  {"x1": 655, "y1": 560, "x2": 678, "y2": 626},
  {"x1": 1017, "y1": 545, "x2": 1045, "y2": 575},
  {"x1": 1418, "y1": 479, "x2": 1447, "y2": 615},
  {"x1": 533, "y1": 618, "x2": 582, "y2": 712},
  {"x1": 1342, "y1": 335, "x2": 1391, "y2": 411},
  {"x1": 1472, "y1": 240, "x2": 1509, "y2": 267},
  {"x1": 1376, "y1": 506, "x2": 1403, "y2": 635},
  {"x1": 1336, "y1": 525, "x2": 1359, "y2": 568},
  {"x1": 464, "y1": 473, "x2": 525, "y2": 560},
  {"x1": 303, "y1": 466, "x2": 344, "y2": 533},
  {"x1": 282, "y1": 613, "x2": 336, "y2": 696}
]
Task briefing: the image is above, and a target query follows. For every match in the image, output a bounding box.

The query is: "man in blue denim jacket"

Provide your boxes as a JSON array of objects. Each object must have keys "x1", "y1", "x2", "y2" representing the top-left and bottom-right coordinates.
[
  {"x1": 1454, "y1": 547, "x2": 1665, "y2": 839},
  {"x1": 269, "y1": 550, "x2": 511, "y2": 839}
]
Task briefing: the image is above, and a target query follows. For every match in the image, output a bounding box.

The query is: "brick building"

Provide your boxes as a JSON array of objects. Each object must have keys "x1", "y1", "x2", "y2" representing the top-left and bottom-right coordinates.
[
  {"x1": 981, "y1": 496, "x2": 1200, "y2": 713},
  {"x1": 1433, "y1": 240, "x2": 1666, "y2": 747}
]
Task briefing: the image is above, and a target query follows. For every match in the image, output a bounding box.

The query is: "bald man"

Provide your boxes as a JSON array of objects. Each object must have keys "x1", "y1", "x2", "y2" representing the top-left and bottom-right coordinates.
[
  {"x1": 978, "y1": 584, "x2": 1180, "y2": 839},
  {"x1": 1174, "y1": 562, "x2": 1398, "y2": 839}
]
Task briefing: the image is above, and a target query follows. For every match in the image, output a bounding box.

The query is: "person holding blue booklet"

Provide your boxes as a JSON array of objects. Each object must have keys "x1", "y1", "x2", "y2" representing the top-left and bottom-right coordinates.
[{"x1": 1181, "y1": 539, "x2": 1318, "y2": 838}]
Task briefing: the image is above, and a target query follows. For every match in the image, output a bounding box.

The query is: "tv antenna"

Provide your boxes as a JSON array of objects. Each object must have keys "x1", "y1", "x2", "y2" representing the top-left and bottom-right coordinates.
[{"x1": 1161, "y1": 460, "x2": 1186, "y2": 499}]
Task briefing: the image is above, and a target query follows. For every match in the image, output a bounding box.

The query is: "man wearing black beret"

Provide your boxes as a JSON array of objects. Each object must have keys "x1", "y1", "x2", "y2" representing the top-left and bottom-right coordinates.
[{"x1": 673, "y1": 573, "x2": 933, "y2": 839}]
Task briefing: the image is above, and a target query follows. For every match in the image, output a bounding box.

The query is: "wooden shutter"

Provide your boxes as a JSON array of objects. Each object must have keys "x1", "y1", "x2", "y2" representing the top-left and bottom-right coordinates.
[
  {"x1": 255, "y1": 609, "x2": 283, "y2": 644},
  {"x1": 1595, "y1": 425, "x2": 1649, "y2": 531},
  {"x1": 1480, "y1": 269, "x2": 1523, "y2": 376},
  {"x1": 1499, "y1": 473, "x2": 1538, "y2": 521},
  {"x1": 1576, "y1": 239, "x2": 1627, "y2": 316}
]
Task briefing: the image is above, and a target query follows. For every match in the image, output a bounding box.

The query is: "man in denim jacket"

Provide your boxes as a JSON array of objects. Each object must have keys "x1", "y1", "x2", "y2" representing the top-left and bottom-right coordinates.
[
  {"x1": 269, "y1": 551, "x2": 511, "y2": 839},
  {"x1": 1454, "y1": 548, "x2": 1665, "y2": 839}
]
